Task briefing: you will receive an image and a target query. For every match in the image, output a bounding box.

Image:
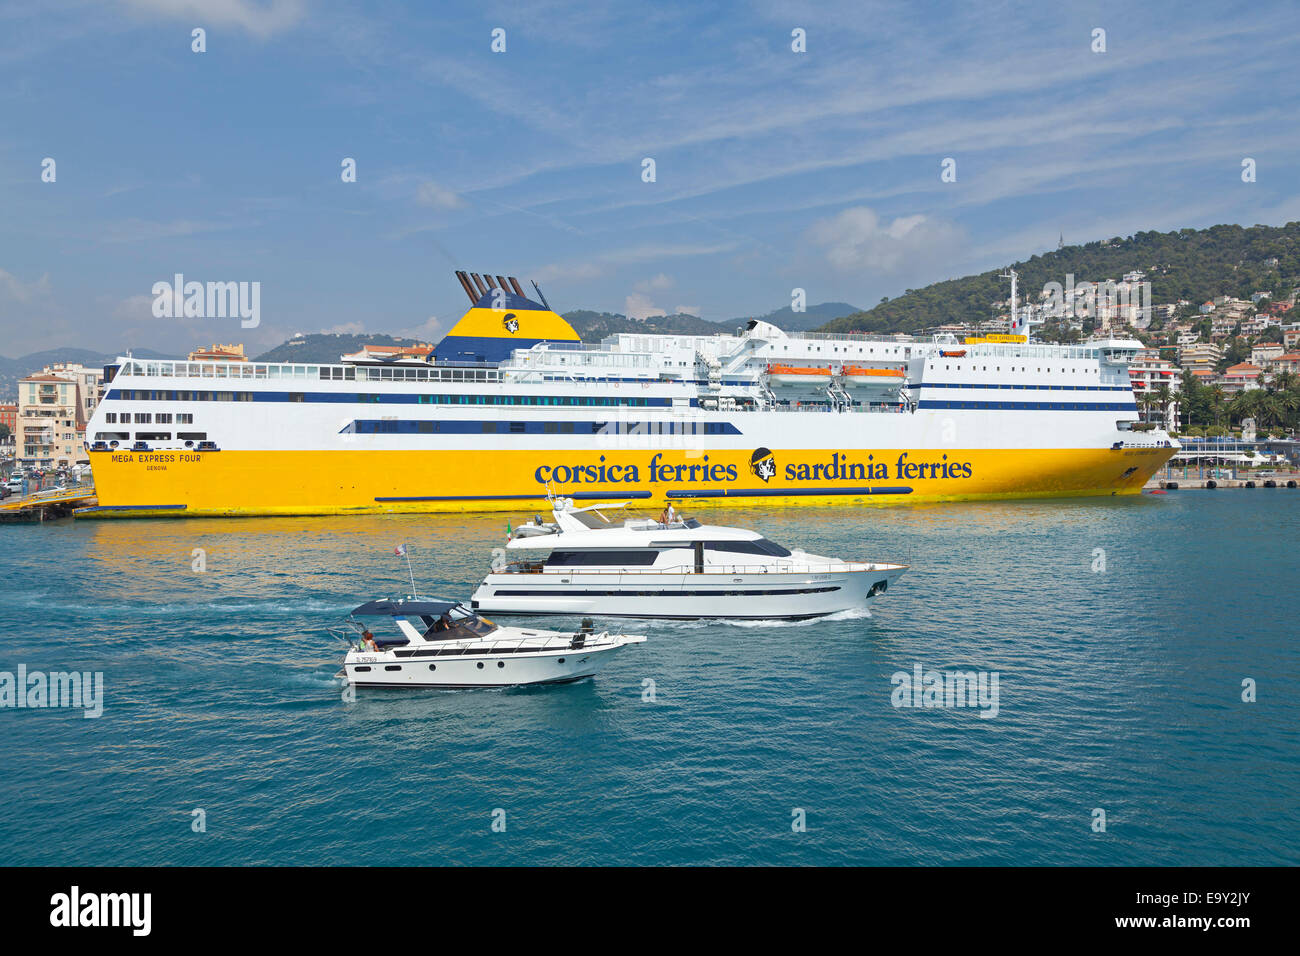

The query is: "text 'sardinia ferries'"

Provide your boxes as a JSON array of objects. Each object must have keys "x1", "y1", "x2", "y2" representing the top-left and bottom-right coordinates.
[
  {"x1": 471, "y1": 497, "x2": 906, "y2": 620},
  {"x1": 80, "y1": 270, "x2": 1178, "y2": 518}
]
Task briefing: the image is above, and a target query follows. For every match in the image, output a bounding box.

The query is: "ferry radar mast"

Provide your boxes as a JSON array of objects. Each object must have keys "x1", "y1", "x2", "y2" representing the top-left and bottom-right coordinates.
[{"x1": 1000, "y1": 267, "x2": 1019, "y2": 337}]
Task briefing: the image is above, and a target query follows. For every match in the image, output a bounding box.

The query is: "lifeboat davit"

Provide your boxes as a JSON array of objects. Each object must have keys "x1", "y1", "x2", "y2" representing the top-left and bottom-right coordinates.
[
  {"x1": 766, "y1": 363, "x2": 833, "y2": 387},
  {"x1": 839, "y1": 365, "x2": 906, "y2": 387}
]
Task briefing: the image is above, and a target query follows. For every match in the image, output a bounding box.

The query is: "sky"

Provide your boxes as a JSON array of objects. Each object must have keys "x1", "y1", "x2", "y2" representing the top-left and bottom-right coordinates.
[{"x1": 2, "y1": 0, "x2": 1299, "y2": 356}]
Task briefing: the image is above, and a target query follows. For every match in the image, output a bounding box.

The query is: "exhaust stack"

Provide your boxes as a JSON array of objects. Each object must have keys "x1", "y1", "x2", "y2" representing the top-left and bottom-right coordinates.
[
  {"x1": 508, "y1": 276, "x2": 525, "y2": 297},
  {"x1": 470, "y1": 273, "x2": 489, "y2": 296},
  {"x1": 455, "y1": 271, "x2": 478, "y2": 304}
]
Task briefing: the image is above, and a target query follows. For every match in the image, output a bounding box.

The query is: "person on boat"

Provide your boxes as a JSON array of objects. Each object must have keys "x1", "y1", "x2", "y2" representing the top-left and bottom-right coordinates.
[
  {"x1": 432, "y1": 612, "x2": 454, "y2": 633},
  {"x1": 361, "y1": 630, "x2": 379, "y2": 652}
]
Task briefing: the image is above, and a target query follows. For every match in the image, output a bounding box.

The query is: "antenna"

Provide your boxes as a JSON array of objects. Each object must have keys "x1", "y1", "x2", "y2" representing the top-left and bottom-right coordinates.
[
  {"x1": 395, "y1": 544, "x2": 418, "y2": 598},
  {"x1": 531, "y1": 280, "x2": 551, "y2": 311}
]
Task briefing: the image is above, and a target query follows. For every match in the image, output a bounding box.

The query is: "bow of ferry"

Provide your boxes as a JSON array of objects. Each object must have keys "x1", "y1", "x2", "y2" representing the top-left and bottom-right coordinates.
[{"x1": 78, "y1": 273, "x2": 1177, "y2": 518}]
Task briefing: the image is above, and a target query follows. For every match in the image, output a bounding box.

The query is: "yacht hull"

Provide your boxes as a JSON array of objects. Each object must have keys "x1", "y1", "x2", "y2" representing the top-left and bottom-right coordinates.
[
  {"x1": 470, "y1": 565, "x2": 906, "y2": 620},
  {"x1": 342, "y1": 643, "x2": 630, "y2": 689}
]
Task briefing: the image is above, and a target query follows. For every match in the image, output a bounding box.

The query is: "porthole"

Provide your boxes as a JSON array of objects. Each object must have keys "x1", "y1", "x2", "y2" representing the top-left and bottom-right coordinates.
[
  {"x1": 497, "y1": 661, "x2": 505, "y2": 668},
  {"x1": 558, "y1": 658, "x2": 566, "y2": 664},
  {"x1": 428, "y1": 664, "x2": 437, "y2": 671},
  {"x1": 476, "y1": 662, "x2": 484, "y2": 669},
  {"x1": 354, "y1": 666, "x2": 371, "y2": 672},
  {"x1": 385, "y1": 665, "x2": 401, "y2": 671}
]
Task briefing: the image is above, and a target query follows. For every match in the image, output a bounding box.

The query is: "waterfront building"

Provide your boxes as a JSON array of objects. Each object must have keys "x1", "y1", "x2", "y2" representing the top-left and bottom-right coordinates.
[
  {"x1": 187, "y1": 343, "x2": 248, "y2": 362},
  {"x1": 1179, "y1": 342, "x2": 1222, "y2": 371},
  {"x1": 1220, "y1": 362, "x2": 1264, "y2": 394}
]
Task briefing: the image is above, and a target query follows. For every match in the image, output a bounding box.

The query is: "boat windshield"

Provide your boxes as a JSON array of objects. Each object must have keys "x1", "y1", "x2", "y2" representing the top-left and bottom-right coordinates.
[{"x1": 419, "y1": 611, "x2": 498, "y2": 640}]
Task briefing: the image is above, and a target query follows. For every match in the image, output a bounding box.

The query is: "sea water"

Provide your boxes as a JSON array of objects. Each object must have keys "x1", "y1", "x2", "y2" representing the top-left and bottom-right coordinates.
[{"x1": 0, "y1": 492, "x2": 1295, "y2": 865}]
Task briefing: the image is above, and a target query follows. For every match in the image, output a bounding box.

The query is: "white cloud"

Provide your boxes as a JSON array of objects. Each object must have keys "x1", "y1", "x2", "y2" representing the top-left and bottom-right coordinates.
[
  {"x1": 322, "y1": 321, "x2": 365, "y2": 335},
  {"x1": 416, "y1": 181, "x2": 465, "y2": 209},
  {"x1": 808, "y1": 207, "x2": 962, "y2": 273},
  {"x1": 634, "y1": 273, "x2": 675, "y2": 293},
  {"x1": 401, "y1": 315, "x2": 443, "y2": 342},
  {"x1": 112, "y1": 293, "x2": 157, "y2": 322},
  {"x1": 533, "y1": 261, "x2": 603, "y2": 283},
  {"x1": 0, "y1": 268, "x2": 51, "y2": 302},
  {"x1": 624, "y1": 292, "x2": 661, "y2": 320},
  {"x1": 119, "y1": 0, "x2": 307, "y2": 39}
]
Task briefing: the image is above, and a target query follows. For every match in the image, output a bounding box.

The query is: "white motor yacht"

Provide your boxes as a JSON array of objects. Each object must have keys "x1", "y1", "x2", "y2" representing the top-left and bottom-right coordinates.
[
  {"x1": 335, "y1": 599, "x2": 645, "y2": 689},
  {"x1": 470, "y1": 499, "x2": 907, "y2": 620}
]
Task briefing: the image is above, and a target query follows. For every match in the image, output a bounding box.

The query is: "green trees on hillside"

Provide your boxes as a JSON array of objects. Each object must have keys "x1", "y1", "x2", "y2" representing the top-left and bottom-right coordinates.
[{"x1": 819, "y1": 221, "x2": 1300, "y2": 334}]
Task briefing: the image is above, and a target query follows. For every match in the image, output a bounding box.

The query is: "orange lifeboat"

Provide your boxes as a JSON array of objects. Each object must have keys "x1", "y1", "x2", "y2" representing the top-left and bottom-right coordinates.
[
  {"x1": 766, "y1": 363, "x2": 833, "y2": 387},
  {"x1": 839, "y1": 365, "x2": 906, "y2": 387}
]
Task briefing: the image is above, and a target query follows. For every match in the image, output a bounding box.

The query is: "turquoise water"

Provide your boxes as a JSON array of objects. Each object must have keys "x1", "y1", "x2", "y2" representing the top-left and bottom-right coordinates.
[{"x1": 0, "y1": 492, "x2": 1295, "y2": 866}]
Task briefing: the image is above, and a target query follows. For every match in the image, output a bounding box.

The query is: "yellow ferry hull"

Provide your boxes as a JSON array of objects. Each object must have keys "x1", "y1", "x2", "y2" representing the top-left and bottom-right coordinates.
[{"x1": 77, "y1": 445, "x2": 1175, "y2": 518}]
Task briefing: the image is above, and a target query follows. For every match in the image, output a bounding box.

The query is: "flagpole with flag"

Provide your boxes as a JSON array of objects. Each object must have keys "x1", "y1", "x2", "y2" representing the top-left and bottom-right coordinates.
[{"x1": 394, "y1": 544, "x2": 417, "y2": 597}]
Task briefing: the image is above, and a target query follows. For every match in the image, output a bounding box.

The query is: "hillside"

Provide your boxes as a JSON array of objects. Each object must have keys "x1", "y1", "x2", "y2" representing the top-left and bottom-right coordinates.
[
  {"x1": 819, "y1": 222, "x2": 1300, "y2": 335},
  {"x1": 0, "y1": 347, "x2": 177, "y2": 400},
  {"x1": 563, "y1": 310, "x2": 726, "y2": 338},
  {"x1": 253, "y1": 333, "x2": 436, "y2": 363},
  {"x1": 737, "y1": 301, "x2": 860, "y2": 332},
  {"x1": 565, "y1": 300, "x2": 860, "y2": 340}
]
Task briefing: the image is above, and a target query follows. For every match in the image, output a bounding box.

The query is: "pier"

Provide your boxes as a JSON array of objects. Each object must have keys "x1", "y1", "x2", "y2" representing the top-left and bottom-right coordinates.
[{"x1": 0, "y1": 485, "x2": 97, "y2": 522}]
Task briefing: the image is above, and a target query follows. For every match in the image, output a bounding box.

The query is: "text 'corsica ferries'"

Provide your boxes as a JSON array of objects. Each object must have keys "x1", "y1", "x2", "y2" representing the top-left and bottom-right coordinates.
[{"x1": 80, "y1": 270, "x2": 1178, "y2": 518}]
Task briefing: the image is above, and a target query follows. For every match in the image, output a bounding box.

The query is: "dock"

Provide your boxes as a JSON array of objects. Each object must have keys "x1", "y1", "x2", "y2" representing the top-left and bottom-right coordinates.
[
  {"x1": 0, "y1": 485, "x2": 98, "y2": 522},
  {"x1": 1147, "y1": 475, "x2": 1299, "y2": 491}
]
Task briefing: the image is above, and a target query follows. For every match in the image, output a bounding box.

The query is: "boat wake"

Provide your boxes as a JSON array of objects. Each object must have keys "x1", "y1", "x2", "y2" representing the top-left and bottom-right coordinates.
[{"x1": 645, "y1": 605, "x2": 873, "y2": 630}]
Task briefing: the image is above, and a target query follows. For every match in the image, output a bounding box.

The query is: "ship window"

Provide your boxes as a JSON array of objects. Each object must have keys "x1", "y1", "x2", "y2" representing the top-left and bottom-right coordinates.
[
  {"x1": 289, "y1": 392, "x2": 305, "y2": 402},
  {"x1": 105, "y1": 413, "x2": 116, "y2": 423},
  {"x1": 155, "y1": 413, "x2": 172, "y2": 423},
  {"x1": 134, "y1": 413, "x2": 151, "y2": 423},
  {"x1": 177, "y1": 432, "x2": 207, "y2": 440},
  {"x1": 545, "y1": 550, "x2": 662, "y2": 566},
  {"x1": 509, "y1": 421, "x2": 525, "y2": 433},
  {"x1": 136, "y1": 432, "x2": 171, "y2": 441},
  {"x1": 482, "y1": 422, "x2": 497, "y2": 433}
]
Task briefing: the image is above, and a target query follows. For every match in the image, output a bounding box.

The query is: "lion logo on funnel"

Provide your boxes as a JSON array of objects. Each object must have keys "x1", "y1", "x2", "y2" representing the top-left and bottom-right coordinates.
[{"x1": 750, "y1": 447, "x2": 777, "y2": 483}]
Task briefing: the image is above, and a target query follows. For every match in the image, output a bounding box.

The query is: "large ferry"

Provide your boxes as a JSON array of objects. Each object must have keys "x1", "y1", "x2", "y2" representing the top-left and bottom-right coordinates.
[{"x1": 79, "y1": 271, "x2": 1177, "y2": 518}]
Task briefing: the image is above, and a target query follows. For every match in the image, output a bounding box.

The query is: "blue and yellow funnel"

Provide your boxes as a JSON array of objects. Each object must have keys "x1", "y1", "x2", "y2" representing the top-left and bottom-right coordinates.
[{"x1": 434, "y1": 271, "x2": 580, "y2": 363}]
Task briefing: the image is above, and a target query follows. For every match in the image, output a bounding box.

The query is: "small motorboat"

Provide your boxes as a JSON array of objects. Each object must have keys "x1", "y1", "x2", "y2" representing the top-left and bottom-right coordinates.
[
  {"x1": 471, "y1": 497, "x2": 908, "y2": 620},
  {"x1": 334, "y1": 599, "x2": 645, "y2": 689}
]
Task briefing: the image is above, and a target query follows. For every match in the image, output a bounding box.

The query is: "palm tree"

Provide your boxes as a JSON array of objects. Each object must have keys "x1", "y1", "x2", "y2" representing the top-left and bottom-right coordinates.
[
  {"x1": 1208, "y1": 386, "x2": 1227, "y2": 430},
  {"x1": 1154, "y1": 383, "x2": 1173, "y2": 429}
]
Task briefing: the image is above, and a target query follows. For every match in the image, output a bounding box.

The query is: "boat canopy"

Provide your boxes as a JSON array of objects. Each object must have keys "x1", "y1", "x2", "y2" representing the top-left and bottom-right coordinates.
[{"x1": 351, "y1": 599, "x2": 463, "y2": 617}]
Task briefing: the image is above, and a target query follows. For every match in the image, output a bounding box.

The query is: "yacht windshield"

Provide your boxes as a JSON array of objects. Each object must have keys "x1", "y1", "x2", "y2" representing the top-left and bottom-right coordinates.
[{"x1": 705, "y1": 538, "x2": 792, "y2": 557}]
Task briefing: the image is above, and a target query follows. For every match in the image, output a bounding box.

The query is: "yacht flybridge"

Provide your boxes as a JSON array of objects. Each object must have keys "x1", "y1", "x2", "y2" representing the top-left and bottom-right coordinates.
[{"x1": 470, "y1": 498, "x2": 907, "y2": 620}]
